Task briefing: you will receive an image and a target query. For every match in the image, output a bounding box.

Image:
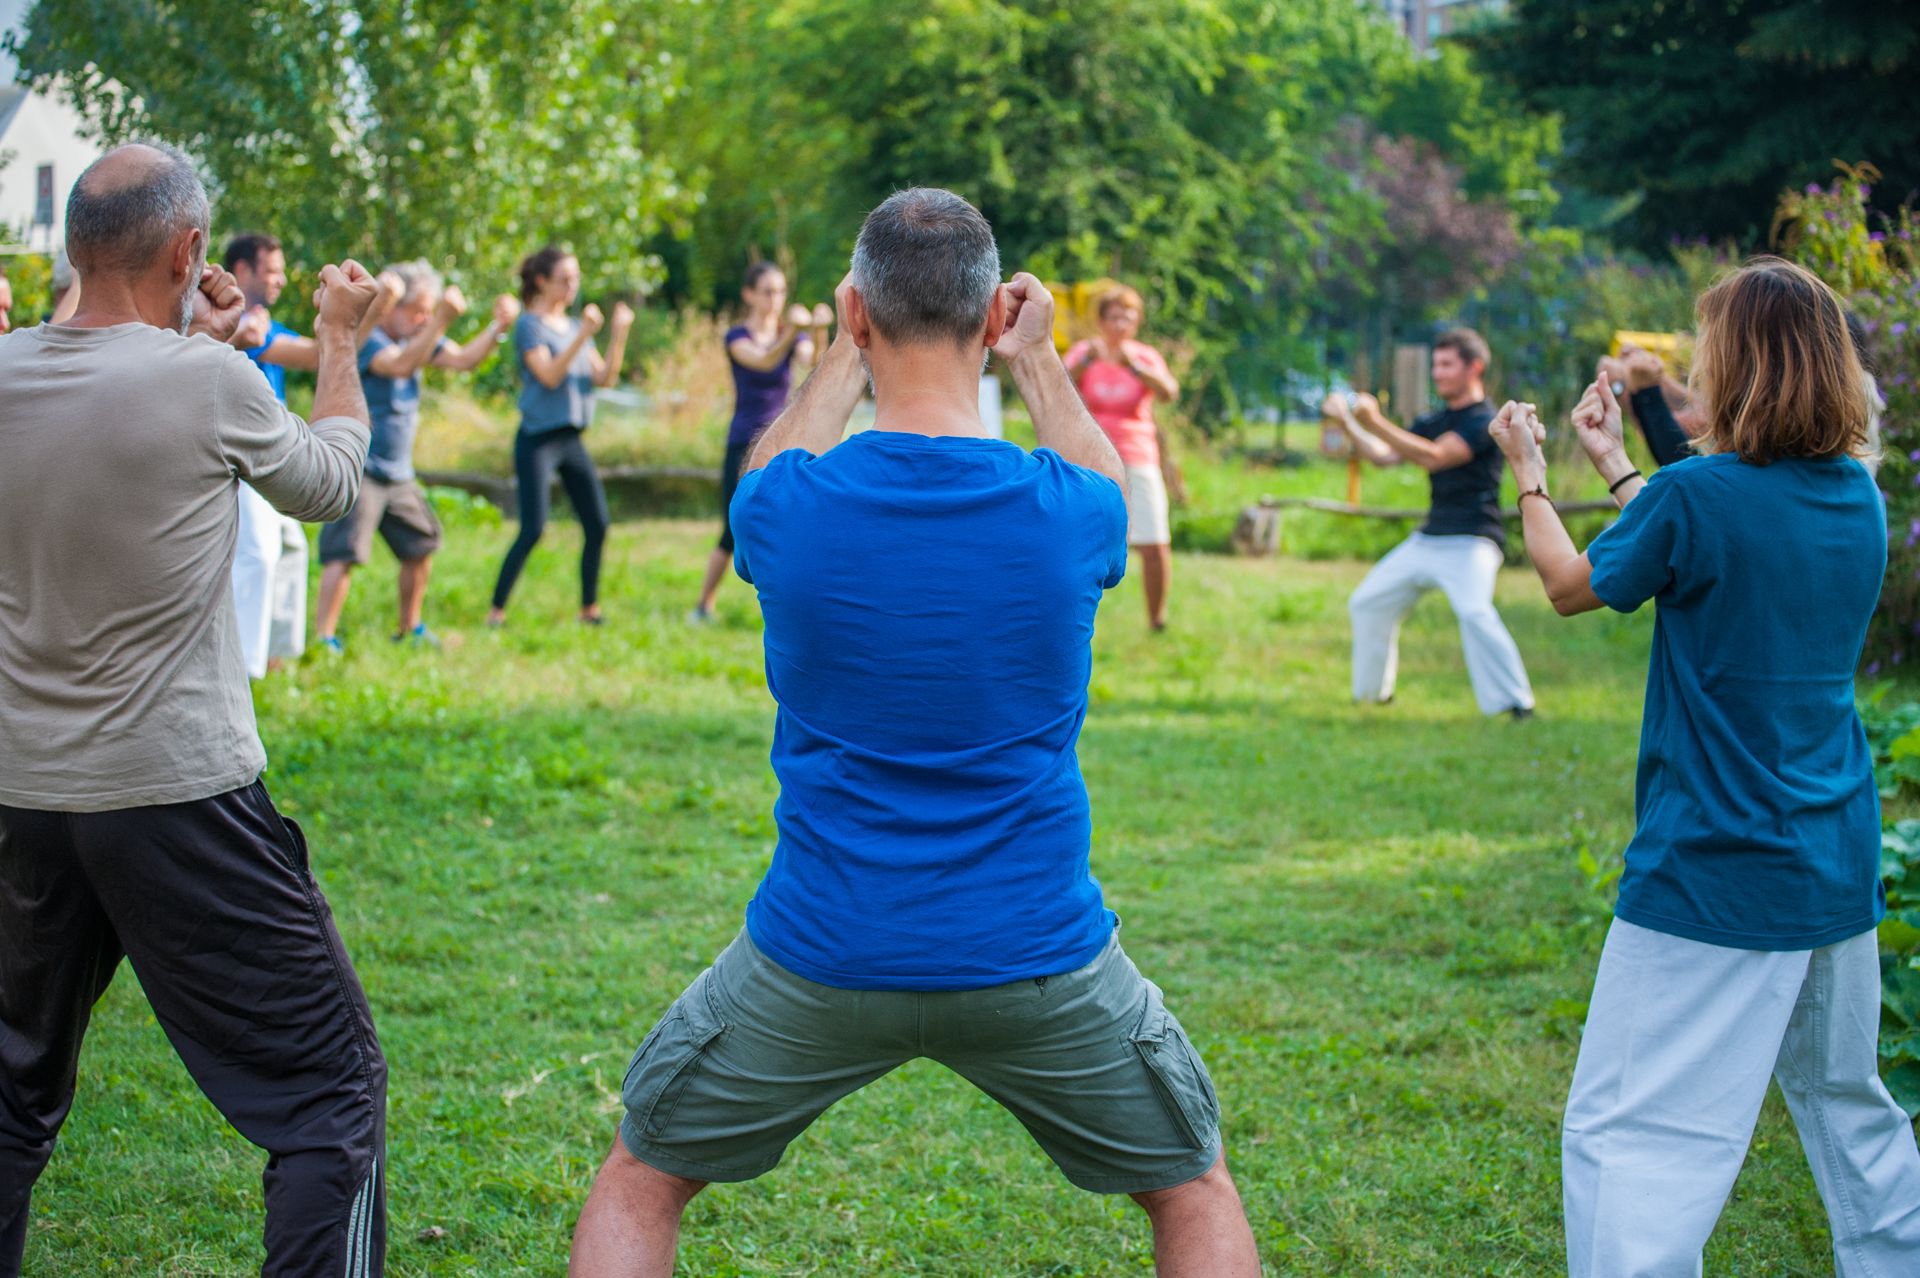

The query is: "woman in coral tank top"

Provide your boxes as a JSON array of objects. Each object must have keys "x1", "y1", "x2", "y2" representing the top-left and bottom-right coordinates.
[{"x1": 1064, "y1": 285, "x2": 1181, "y2": 630}]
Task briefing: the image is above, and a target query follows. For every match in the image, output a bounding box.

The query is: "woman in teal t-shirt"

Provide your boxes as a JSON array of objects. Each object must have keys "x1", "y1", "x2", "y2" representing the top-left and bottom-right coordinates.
[
  {"x1": 487, "y1": 246, "x2": 634, "y2": 626},
  {"x1": 1489, "y1": 257, "x2": 1920, "y2": 1275}
]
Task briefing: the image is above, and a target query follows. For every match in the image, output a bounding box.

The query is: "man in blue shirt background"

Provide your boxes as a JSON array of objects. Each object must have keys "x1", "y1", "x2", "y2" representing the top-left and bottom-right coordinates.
[{"x1": 568, "y1": 189, "x2": 1259, "y2": 1278}]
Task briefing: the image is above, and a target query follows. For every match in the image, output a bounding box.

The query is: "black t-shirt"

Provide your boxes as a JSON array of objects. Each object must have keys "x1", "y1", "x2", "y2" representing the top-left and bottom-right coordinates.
[{"x1": 1416, "y1": 399, "x2": 1504, "y2": 546}]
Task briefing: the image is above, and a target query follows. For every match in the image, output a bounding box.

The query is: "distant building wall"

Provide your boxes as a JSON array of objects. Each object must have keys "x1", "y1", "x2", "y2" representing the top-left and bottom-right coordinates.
[
  {"x1": 0, "y1": 86, "x2": 103, "y2": 250},
  {"x1": 1369, "y1": 0, "x2": 1507, "y2": 55}
]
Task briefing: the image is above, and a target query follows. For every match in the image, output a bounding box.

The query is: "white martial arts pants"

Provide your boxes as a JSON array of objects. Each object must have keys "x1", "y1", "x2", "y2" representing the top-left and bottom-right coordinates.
[
  {"x1": 1347, "y1": 532, "x2": 1534, "y2": 715},
  {"x1": 1565, "y1": 918, "x2": 1920, "y2": 1277},
  {"x1": 232, "y1": 486, "x2": 308, "y2": 679}
]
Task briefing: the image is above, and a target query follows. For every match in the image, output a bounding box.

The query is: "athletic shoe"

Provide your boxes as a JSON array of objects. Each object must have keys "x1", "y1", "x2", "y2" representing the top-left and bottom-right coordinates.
[
  {"x1": 394, "y1": 623, "x2": 440, "y2": 647},
  {"x1": 687, "y1": 607, "x2": 714, "y2": 626},
  {"x1": 1509, "y1": 706, "x2": 1535, "y2": 722},
  {"x1": 580, "y1": 613, "x2": 605, "y2": 627},
  {"x1": 319, "y1": 635, "x2": 345, "y2": 657}
]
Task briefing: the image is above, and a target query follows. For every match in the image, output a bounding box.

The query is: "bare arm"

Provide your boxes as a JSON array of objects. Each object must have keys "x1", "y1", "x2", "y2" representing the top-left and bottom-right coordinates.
[
  {"x1": 1352, "y1": 395, "x2": 1474, "y2": 472},
  {"x1": 997, "y1": 274, "x2": 1125, "y2": 489},
  {"x1": 594, "y1": 303, "x2": 634, "y2": 388},
  {"x1": 745, "y1": 326, "x2": 865, "y2": 473},
  {"x1": 367, "y1": 295, "x2": 458, "y2": 379},
  {"x1": 728, "y1": 325, "x2": 804, "y2": 373},
  {"x1": 1488, "y1": 395, "x2": 1647, "y2": 617},
  {"x1": 259, "y1": 332, "x2": 321, "y2": 372},
  {"x1": 1126, "y1": 346, "x2": 1179, "y2": 402},
  {"x1": 1323, "y1": 395, "x2": 1399, "y2": 468},
  {"x1": 431, "y1": 314, "x2": 512, "y2": 373},
  {"x1": 524, "y1": 305, "x2": 601, "y2": 389}
]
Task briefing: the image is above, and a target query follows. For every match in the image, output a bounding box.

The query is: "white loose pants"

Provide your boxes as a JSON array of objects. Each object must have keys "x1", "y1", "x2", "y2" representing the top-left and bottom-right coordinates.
[
  {"x1": 1348, "y1": 532, "x2": 1534, "y2": 715},
  {"x1": 232, "y1": 486, "x2": 307, "y2": 679},
  {"x1": 1565, "y1": 918, "x2": 1920, "y2": 1277}
]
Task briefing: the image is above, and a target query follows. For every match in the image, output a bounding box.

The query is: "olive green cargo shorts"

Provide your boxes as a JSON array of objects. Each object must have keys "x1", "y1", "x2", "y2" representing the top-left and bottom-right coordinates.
[{"x1": 617, "y1": 928, "x2": 1223, "y2": 1194}]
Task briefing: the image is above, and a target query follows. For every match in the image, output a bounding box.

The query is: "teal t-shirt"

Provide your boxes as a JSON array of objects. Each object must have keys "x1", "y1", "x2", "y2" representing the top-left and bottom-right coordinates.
[{"x1": 1589, "y1": 453, "x2": 1886, "y2": 950}]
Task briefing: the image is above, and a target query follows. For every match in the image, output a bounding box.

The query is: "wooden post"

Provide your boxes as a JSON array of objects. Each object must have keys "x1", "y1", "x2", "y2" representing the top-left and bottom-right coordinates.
[{"x1": 1346, "y1": 456, "x2": 1362, "y2": 505}]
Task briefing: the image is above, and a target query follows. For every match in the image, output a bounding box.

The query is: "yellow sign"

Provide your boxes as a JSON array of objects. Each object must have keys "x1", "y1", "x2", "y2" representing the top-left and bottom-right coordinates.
[
  {"x1": 1048, "y1": 279, "x2": 1121, "y2": 352},
  {"x1": 1610, "y1": 330, "x2": 1692, "y2": 370}
]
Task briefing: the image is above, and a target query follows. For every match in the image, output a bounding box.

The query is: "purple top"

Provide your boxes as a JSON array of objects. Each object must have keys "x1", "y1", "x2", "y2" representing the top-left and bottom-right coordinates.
[{"x1": 727, "y1": 324, "x2": 801, "y2": 447}]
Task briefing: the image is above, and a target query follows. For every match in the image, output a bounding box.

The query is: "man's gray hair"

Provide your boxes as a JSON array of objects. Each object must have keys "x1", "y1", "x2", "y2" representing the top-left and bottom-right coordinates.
[
  {"x1": 385, "y1": 259, "x2": 444, "y2": 307},
  {"x1": 64, "y1": 142, "x2": 210, "y2": 276},
  {"x1": 849, "y1": 188, "x2": 1000, "y2": 348}
]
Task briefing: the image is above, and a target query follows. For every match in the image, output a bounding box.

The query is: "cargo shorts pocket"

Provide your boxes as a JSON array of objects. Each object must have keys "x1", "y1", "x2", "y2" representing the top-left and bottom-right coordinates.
[
  {"x1": 621, "y1": 969, "x2": 730, "y2": 1141},
  {"x1": 1129, "y1": 993, "x2": 1221, "y2": 1151}
]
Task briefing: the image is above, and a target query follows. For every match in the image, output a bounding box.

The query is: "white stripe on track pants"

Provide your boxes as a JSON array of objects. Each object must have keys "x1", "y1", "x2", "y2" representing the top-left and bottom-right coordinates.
[
  {"x1": 1564, "y1": 918, "x2": 1920, "y2": 1277},
  {"x1": 1347, "y1": 532, "x2": 1533, "y2": 715}
]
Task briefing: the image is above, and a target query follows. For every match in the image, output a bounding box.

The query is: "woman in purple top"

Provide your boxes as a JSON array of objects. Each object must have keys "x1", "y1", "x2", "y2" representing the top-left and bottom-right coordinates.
[{"x1": 691, "y1": 262, "x2": 829, "y2": 621}]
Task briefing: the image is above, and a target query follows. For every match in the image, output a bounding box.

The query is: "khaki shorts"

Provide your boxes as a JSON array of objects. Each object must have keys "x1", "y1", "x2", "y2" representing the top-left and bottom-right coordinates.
[
  {"x1": 617, "y1": 928, "x2": 1222, "y2": 1194},
  {"x1": 1124, "y1": 464, "x2": 1171, "y2": 546},
  {"x1": 318, "y1": 475, "x2": 443, "y2": 565}
]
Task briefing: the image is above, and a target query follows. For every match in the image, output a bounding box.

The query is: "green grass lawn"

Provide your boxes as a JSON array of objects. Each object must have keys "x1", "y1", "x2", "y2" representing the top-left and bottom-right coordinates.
[{"x1": 22, "y1": 468, "x2": 1877, "y2": 1275}]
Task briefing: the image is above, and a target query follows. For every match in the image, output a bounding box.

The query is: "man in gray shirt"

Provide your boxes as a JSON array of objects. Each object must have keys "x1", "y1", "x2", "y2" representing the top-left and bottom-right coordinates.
[{"x1": 0, "y1": 143, "x2": 388, "y2": 1278}]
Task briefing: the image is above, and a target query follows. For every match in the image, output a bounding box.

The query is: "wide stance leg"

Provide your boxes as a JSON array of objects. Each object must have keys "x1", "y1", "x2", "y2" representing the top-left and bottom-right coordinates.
[
  {"x1": 0, "y1": 807, "x2": 123, "y2": 1278},
  {"x1": 491, "y1": 432, "x2": 562, "y2": 613},
  {"x1": 74, "y1": 785, "x2": 387, "y2": 1278},
  {"x1": 1131, "y1": 1155, "x2": 1262, "y2": 1277},
  {"x1": 568, "y1": 1140, "x2": 706, "y2": 1278},
  {"x1": 1773, "y1": 929, "x2": 1920, "y2": 1276},
  {"x1": 1433, "y1": 536, "x2": 1534, "y2": 715},
  {"x1": 1348, "y1": 538, "x2": 1429, "y2": 703},
  {"x1": 1563, "y1": 919, "x2": 1806, "y2": 1278},
  {"x1": 553, "y1": 433, "x2": 611, "y2": 612}
]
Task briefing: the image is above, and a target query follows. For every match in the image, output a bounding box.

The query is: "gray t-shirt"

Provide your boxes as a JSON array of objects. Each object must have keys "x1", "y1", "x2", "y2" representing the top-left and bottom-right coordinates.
[
  {"x1": 359, "y1": 326, "x2": 443, "y2": 482},
  {"x1": 0, "y1": 323, "x2": 369, "y2": 811},
  {"x1": 514, "y1": 311, "x2": 598, "y2": 434}
]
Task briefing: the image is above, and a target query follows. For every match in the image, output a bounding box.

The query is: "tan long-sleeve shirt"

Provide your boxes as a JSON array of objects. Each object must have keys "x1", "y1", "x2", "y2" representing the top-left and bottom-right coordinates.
[{"x1": 0, "y1": 322, "x2": 368, "y2": 811}]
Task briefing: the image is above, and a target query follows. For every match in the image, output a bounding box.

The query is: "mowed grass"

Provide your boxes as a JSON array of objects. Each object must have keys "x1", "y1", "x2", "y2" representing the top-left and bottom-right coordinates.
[{"x1": 23, "y1": 470, "x2": 1873, "y2": 1275}]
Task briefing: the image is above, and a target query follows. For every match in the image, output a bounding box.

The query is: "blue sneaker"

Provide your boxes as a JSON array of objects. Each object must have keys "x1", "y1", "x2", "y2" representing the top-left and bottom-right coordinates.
[
  {"x1": 319, "y1": 635, "x2": 346, "y2": 657},
  {"x1": 394, "y1": 623, "x2": 440, "y2": 648}
]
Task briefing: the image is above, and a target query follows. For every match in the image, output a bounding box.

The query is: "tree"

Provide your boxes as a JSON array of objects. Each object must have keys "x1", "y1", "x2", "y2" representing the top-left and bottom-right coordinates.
[
  {"x1": 670, "y1": 0, "x2": 1454, "y2": 413},
  {"x1": 5, "y1": 0, "x2": 694, "y2": 296},
  {"x1": 1472, "y1": 0, "x2": 1920, "y2": 250}
]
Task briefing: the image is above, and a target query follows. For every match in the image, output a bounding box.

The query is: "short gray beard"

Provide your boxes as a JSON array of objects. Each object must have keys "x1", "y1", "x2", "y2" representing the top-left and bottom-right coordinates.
[{"x1": 174, "y1": 281, "x2": 194, "y2": 335}]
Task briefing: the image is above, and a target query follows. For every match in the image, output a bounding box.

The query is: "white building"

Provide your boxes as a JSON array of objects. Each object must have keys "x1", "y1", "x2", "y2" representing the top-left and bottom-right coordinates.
[
  {"x1": 0, "y1": 83, "x2": 101, "y2": 250},
  {"x1": 1373, "y1": 0, "x2": 1507, "y2": 54}
]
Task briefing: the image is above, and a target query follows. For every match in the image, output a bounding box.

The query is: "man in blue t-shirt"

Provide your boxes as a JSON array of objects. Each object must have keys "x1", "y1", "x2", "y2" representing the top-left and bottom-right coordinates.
[
  {"x1": 313, "y1": 260, "x2": 517, "y2": 649},
  {"x1": 1327, "y1": 330, "x2": 1536, "y2": 718},
  {"x1": 569, "y1": 190, "x2": 1259, "y2": 1276}
]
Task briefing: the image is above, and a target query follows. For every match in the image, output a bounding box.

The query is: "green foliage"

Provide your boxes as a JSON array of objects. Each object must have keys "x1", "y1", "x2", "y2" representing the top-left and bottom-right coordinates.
[
  {"x1": 1472, "y1": 0, "x2": 1920, "y2": 250},
  {"x1": 671, "y1": 0, "x2": 1515, "y2": 415},
  {"x1": 1876, "y1": 820, "x2": 1920, "y2": 1113},
  {"x1": 1374, "y1": 44, "x2": 1559, "y2": 207},
  {"x1": 7, "y1": 0, "x2": 694, "y2": 298}
]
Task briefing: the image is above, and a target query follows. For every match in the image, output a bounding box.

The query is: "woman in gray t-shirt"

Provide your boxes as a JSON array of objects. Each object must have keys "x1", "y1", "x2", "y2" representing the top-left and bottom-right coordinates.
[{"x1": 487, "y1": 246, "x2": 634, "y2": 626}]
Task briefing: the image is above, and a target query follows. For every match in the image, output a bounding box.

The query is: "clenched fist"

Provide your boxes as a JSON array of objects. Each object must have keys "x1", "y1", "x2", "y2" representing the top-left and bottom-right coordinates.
[
  {"x1": 315, "y1": 260, "x2": 381, "y2": 335},
  {"x1": 581, "y1": 303, "x2": 606, "y2": 336},
  {"x1": 610, "y1": 301, "x2": 635, "y2": 331},
  {"x1": 436, "y1": 285, "x2": 469, "y2": 320},
  {"x1": 492, "y1": 294, "x2": 522, "y2": 328},
  {"x1": 188, "y1": 264, "x2": 246, "y2": 343},
  {"x1": 988, "y1": 272, "x2": 1056, "y2": 364}
]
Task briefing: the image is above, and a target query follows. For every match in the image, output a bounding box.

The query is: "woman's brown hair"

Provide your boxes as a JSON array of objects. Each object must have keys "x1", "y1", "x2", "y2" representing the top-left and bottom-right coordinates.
[
  {"x1": 1098, "y1": 284, "x2": 1144, "y2": 319},
  {"x1": 1689, "y1": 256, "x2": 1871, "y2": 464}
]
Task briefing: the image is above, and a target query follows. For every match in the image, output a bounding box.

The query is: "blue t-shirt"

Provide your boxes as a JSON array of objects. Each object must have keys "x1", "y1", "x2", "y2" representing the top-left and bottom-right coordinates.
[
  {"x1": 358, "y1": 328, "x2": 444, "y2": 483},
  {"x1": 241, "y1": 319, "x2": 298, "y2": 403},
  {"x1": 514, "y1": 311, "x2": 597, "y2": 435},
  {"x1": 1588, "y1": 453, "x2": 1887, "y2": 950},
  {"x1": 732, "y1": 431, "x2": 1129, "y2": 990}
]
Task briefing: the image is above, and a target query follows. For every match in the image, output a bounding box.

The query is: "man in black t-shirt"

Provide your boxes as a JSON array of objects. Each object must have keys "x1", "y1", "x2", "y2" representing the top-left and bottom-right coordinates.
[{"x1": 1326, "y1": 329, "x2": 1535, "y2": 718}]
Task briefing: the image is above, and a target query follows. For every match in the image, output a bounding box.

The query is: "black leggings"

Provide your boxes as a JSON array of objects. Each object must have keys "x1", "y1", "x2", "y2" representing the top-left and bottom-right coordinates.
[{"x1": 491, "y1": 426, "x2": 610, "y2": 609}]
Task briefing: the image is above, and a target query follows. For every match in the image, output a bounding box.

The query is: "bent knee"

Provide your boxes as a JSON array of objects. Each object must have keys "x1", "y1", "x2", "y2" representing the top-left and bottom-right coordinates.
[{"x1": 1130, "y1": 1151, "x2": 1237, "y2": 1211}]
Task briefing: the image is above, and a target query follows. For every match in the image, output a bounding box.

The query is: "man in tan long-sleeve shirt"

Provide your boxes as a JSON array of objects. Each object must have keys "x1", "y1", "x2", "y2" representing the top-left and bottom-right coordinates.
[{"x1": 0, "y1": 142, "x2": 390, "y2": 1278}]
